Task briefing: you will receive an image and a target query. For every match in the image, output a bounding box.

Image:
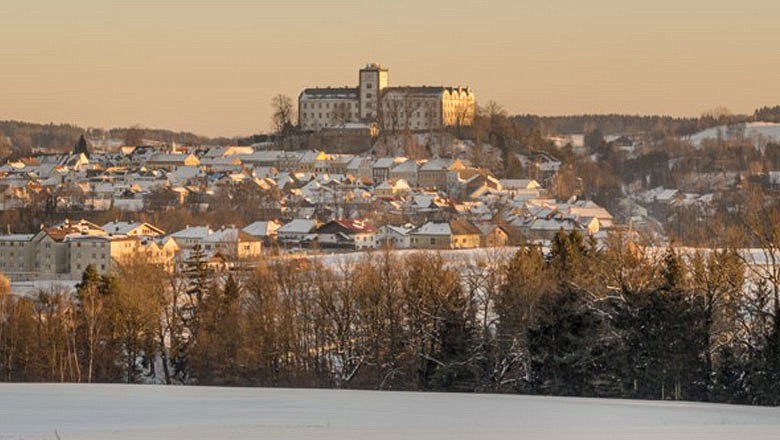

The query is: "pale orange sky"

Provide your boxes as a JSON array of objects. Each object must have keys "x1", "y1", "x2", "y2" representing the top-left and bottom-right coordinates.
[{"x1": 1, "y1": 0, "x2": 779, "y2": 137}]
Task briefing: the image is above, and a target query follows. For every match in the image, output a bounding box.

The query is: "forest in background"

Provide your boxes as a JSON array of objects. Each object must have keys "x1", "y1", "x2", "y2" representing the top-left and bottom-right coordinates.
[
  {"x1": 0, "y1": 121, "x2": 236, "y2": 159},
  {"x1": 3, "y1": 105, "x2": 780, "y2": 158}
]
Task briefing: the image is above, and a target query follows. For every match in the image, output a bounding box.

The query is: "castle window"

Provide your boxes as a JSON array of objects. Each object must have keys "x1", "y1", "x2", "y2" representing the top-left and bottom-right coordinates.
[{"x1": 367, "y1": 83, "x2": 373, "y2": 89}]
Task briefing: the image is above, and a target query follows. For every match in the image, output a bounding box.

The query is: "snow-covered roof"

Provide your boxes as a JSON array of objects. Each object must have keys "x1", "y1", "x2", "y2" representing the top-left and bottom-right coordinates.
[
  {"x1": 202, "y1": 227, "x2": 258, "y2": 243},
  {"x1": 373, "y1": 157, "x2": 406, "y2": 169},
  {"x1": 170, "y1": 226, "x2": 213, "y2": 240},
  {"x1": 102, "y1": 221, "x2": 144, "y2": 235},
  {"x1": 0, "y1": 234, "x2": 34, "y2": 242},
  {"x1": 277, "y1": 219, "x2": 318, "y2": 234},
  {"x1": 412, "y1": 222, "x2": 451, "y2": 236},
  {"x1": 243, "y1": 220, "x2": 282, "y2": 237}
]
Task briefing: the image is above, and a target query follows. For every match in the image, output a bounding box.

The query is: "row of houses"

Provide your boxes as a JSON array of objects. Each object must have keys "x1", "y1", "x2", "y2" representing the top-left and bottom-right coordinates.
[
  {"x1": 1, "y1": 191, "x2": 616, "y2": 281},
  {"x1": 0, "y1": 220, "x2": 178, "y2": 281}
]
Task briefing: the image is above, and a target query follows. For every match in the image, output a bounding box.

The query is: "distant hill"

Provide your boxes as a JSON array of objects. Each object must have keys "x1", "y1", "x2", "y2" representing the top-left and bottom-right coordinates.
[
  {"x1": 511, "y1": 114, "x2": 708, "y2": 136},
  {"x1": 0, "y1": 120, "x2": 240, "y2": 158}
]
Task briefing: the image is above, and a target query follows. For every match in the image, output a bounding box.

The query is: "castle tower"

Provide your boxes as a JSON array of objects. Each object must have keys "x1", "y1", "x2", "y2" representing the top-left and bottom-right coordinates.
[{"x1": 358, "y1": 63, "x2": 388, "y2": 120}]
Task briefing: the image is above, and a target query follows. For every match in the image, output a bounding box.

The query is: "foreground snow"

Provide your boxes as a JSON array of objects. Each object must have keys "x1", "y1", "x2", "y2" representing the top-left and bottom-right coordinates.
[{"x1": 2, "y1": 384, "x2": 780, "y2": 439}]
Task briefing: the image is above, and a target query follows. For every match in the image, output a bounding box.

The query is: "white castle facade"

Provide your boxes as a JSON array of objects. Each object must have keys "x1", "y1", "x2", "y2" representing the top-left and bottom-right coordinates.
[{"x1": 298, "y1": 63, "x2": 475, "y2": 132}]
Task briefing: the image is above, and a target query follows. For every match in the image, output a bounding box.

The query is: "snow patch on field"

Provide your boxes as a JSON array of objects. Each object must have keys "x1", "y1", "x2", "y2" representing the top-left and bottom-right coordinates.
[{"x1": 2, "y1": 384, "x2": 780, "y2": 439}]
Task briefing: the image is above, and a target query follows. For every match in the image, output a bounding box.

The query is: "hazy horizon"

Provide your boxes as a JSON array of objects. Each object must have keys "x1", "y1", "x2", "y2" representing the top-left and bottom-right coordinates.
[{"x1": 2, "y1": 0, "x2": 779, "y2": 137}]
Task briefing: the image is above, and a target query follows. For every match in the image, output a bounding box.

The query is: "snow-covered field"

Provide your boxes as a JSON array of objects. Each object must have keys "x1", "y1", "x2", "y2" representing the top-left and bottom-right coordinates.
[{"x1": 2, "y1": 384, "x2": 779, "y2": 439}]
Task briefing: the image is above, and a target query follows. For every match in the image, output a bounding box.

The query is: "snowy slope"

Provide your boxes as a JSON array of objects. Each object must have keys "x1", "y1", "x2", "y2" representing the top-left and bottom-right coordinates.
[
  {"x1": 2, "y1": 384, "x2": 779, "y2": 439},
  {"x1": 687, "y1": 122, "x2": 780, "y2": 146}
]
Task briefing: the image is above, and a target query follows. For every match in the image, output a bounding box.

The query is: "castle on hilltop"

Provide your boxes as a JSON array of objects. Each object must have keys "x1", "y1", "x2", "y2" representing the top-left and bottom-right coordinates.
[{"x1": 298, "y1": 63, "x2": 475, "y2": 132}]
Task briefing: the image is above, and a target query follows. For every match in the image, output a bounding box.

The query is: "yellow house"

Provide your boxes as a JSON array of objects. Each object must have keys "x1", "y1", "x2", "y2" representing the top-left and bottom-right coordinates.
[
  {"x1": 409, "y1": 219, "x2": 481, "y2": 249},
  {"x1": 477, "y1": 224, "x2": 511, "y2": 248},
  {"x1": 200, "y1": 227, "x2": 262, "y2": 260},
  {"x1": 297, "y1": 150, "x2": 328, "y2": 172}
]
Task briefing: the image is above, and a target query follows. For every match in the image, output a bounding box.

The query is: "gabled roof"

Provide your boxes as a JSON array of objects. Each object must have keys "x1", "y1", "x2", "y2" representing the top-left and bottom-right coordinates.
[
  {"x1": 412, "y1": 221, "x2": 451, "y2": 236},
  {"x1": 390, "y1": 160, "x2": 419, "y2": 173},
  {"x1": 170, "y1": 226, "x2": 213, "y2": 240},
  {"x1": 102, "y1": 221, "x2": 165, "y2": 236},
  {"x1": 449, "y1": 218, "x2": 481, "y2": 235},
  {"x1": 315, "y1": 219, "x2": 377, "y2": 235},
  {"x1": 419, "y1": 158, "x2": 461, "y2": 171},
  {"x1": 202, "y1": 227, "x2": 261, "y2": 243},
  {"x1": 243, "y1": 220, "x2": 282, "y2": 237},
  {"x1": 476, "y1": 223, "x2": 505, "y2": 236},
  {"x1": 39, "y1": 219, "x2": 107, "y2": 242},
  {"x1": 373, "y1": 157, "x2": 407, "y2": 169},
  {"x1": 410, "y1": 219, "x2": 481, "y2": 236},
  {"x1": 277, "y1": 219, "x2": 318, "y2": 234}
]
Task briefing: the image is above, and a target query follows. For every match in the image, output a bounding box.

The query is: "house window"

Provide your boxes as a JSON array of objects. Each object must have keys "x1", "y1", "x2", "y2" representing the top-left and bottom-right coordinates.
[{"x1": 429, "y1": 238, "x2": 435, "y2": 245}]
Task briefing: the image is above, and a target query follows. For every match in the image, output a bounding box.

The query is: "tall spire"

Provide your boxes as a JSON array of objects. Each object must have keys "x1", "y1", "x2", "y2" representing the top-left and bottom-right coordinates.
[{"x1": 74, "y1": 134, "x2": 90, "y2": 158}]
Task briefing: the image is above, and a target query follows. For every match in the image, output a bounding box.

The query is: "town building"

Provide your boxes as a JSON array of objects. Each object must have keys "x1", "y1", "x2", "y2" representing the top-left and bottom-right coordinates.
[
  {"x1": 313, "y1": 219, "x2": 378, "y2": 250},
  {"x1": 200, "y1": 227, "x2": 262, "y2": 260},
  {"x1": 409, "y1": 219, "x2": 481, "y2": 249}
]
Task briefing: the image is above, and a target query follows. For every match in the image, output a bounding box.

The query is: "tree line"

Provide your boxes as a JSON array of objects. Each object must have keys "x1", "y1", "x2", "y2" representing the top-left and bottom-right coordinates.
[
  {"x1": 1, "y1": 232, "x2": 780, "y2": 405},
  {"x1": 0, "y1": 120, "x2": 236, "y2": 161}
]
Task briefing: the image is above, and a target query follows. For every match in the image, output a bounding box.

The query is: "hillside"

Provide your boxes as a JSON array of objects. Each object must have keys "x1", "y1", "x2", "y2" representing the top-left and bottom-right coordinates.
[{"x1": 0, "y1": 120, "x2": 237, "y2": 156}]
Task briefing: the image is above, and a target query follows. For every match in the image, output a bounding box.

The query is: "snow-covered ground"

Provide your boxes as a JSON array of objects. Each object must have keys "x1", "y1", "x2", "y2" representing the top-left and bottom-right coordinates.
[
  {"x1": 687, "y1": 122, "x2": 780, "y2": 147},
  {"x1": 2, "y1": 384, "x2": 779, "y2": 439}
]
